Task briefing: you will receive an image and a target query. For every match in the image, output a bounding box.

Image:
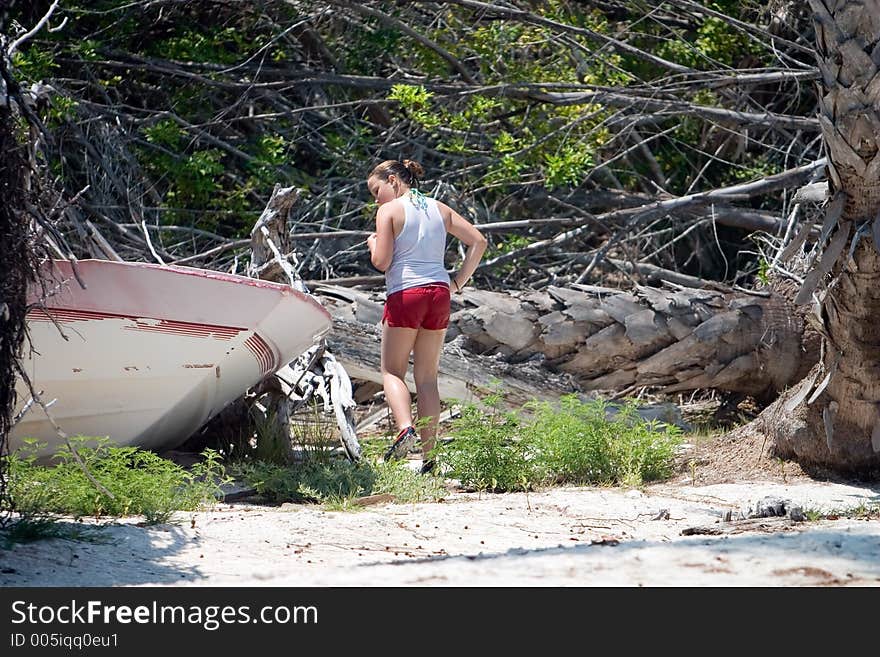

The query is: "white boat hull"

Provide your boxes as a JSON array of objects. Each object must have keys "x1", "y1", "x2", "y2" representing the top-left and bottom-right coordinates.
[{"x1": 11, "y1": 260, "x2": 332, "y2": 457}]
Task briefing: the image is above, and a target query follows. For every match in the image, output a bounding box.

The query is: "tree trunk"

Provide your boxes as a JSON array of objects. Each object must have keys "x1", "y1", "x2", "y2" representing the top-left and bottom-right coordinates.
[
  {"x1": 761, "y1": 1, "x2": 880, "y2": 472},
  {"x1": 1, "y1": 4, "x2": 36, "y2": 518},
  {"x1": 0, "y1": 76, "x2": 27, "y2": 458},
  {"x1": 315, "y1": 277, "x2": 817, "y2": 405}
]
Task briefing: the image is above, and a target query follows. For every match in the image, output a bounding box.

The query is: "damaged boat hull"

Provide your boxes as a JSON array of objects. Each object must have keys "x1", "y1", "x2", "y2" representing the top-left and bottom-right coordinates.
[{"x1": 11, "y1": 259, "x2": 331, "y2": 457}]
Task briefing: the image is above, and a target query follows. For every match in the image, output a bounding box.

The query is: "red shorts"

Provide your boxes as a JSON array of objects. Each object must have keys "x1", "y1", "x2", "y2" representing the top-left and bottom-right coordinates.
[{"x1": 382, "y1": 283, "x2": 451, "y2": 330}]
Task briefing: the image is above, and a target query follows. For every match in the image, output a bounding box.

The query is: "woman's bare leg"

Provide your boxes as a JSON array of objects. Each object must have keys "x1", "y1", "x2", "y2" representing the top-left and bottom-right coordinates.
[
  {"x1": 412, "y1": 328, "x2": 446, "y2": 457},
  {"x1": 380, "y1": 324, "x2": 419, "y2": 431}
]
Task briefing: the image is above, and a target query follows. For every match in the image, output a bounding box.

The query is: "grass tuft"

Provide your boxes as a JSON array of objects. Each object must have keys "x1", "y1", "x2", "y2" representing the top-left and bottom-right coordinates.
[{"x1": 229, "y1": 456, "x2": 446, "y2": 508}]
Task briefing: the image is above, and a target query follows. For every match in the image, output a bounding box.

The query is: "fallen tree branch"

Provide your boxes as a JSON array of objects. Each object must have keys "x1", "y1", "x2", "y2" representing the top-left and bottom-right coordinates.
[{"x1": 479, "y1": 158, "x2": 827, "y2": 274}]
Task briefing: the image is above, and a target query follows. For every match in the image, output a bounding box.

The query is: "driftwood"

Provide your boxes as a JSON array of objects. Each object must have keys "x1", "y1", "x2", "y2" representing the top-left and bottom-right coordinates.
[
  {"x1": 681, "y1": 517, "x2": 800, "y2": 536},
  {"x1": 248, "y1": 185, "x2": 361, "y2": 461},
  {"x1": 246, "y1": 186, "x2": 300, "y2": 461}
]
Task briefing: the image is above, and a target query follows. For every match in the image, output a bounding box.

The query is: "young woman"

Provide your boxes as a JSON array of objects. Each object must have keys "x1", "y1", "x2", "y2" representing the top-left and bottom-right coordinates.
[{"x1": 366, "y1": 159, "x2": 487, "y2": 471}]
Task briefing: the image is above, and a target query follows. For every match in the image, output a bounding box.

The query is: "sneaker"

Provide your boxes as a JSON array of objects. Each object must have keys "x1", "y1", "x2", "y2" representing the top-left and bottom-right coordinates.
[
  {"x1": 384, "y1": 426, "x2": 418, "y2": 462},
  {"x1": 419, "y1": 459, "x2": 436, "y2": 475}
]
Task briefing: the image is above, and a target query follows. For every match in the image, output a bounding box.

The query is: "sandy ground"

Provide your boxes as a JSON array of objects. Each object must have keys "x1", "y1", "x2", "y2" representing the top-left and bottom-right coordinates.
[{"x1": 2, "y1": 466, "x2": 879, "y2": 587}]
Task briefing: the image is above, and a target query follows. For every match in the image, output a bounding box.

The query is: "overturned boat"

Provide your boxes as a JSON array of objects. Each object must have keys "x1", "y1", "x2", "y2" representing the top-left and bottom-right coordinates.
[{"x1": 11, "y1": 259, "x2": 332, "y2": 457}]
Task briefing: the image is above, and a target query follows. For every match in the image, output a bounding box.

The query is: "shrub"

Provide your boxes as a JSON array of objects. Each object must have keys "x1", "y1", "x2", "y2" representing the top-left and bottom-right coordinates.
[
  {"x1": 437, "y1": 395, "x2": 538, "y2": 493},
  {"x1": 437, "y1": 394, "x2": 683, "y2": 492},
  {"x1": 5, "y1": 438, "x2": 229, "y2": 525}
]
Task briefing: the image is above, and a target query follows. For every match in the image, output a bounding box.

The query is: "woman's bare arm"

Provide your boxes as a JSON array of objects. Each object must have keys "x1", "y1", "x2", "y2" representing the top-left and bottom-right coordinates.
[
  {"x1": 368, "y1": 202, "x2": 397, "y2": 271},
  {"x1": 441, "y1": 202, "x2": 487, "y2": 292}
]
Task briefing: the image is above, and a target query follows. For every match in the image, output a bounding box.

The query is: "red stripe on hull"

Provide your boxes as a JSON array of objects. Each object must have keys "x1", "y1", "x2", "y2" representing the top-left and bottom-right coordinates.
[
  {"x1": 244, "y1": 334, "x2": 276, "y2": 375},
  {"x1": 26, "y1": 308, "x2": 242, "y2": 340}
]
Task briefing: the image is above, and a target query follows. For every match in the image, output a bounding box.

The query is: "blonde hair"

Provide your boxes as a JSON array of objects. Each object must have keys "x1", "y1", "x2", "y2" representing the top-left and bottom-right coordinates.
[{"x1": 369, "y1": 159, "x2": 425, "y2": 187}]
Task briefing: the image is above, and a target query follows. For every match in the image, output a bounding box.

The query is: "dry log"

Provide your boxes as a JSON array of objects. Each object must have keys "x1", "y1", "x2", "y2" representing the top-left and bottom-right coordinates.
[
  {"x1": 248, "y1": 185, "x2": 361, "y2": 460},
  {"x1": 315, "y1": 276, "x2": 818, "y2": 405},
  {"x1": 681, "y1": 517, "x2": 799, "y2": 536},
  {"x1": 246, "y1": 186, "x2": 301, "y2": 461}
]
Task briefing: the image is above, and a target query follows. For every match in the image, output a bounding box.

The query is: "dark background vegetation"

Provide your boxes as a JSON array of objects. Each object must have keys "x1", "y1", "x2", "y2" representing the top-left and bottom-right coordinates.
[{"x1": 6, "y1": 1, "x2": 822, "y2": 288}]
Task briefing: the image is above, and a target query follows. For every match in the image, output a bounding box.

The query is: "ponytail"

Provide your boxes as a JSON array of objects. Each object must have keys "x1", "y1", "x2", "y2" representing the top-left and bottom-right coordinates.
[
  {"x1": 369, "y1": 159, "x2": 425, "y2": 188},
  {"x1": 402, "y1": 159, "x2": 424, "y2": 188}
]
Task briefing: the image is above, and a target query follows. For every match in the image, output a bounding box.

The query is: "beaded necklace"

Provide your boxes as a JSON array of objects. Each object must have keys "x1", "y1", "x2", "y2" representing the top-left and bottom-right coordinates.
[{"x1": 408, "y1": 188, "x2": 428, "y2": 211}]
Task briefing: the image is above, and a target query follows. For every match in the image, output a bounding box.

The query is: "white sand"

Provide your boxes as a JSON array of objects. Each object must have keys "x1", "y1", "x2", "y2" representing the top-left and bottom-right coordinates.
[{"x1": 2, "y1": 476, "x2": 879, "y2": 587}]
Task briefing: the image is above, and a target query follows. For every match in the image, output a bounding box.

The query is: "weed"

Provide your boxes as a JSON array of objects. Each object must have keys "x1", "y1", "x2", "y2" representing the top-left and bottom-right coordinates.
[
  {"x1": 805, "y1": 503, "x2": 880, "y2": 521},
  {"x1": 848, "y1": 503, "x2": 880, "y2": 519},
  {"x1": 4, "y1": 437, "x2": 230, "y2": 525},
  {"x1": 0, "y1": 517, "x2": 65, "y2": 548},
  {"x1": 803, "y1": 507, "x2": 824, "y2": 522},
  {"x1": 231, "y1": 459, "x2": 370, "y2": 504},
  {"x1": 436, "y1": 395, "x2": 536, "y2": 492},
  {"x1": 248, "y1": 403, "x2": 293, "y2": 464},
  {"x1": 776, "y1": 457, "x2": 787, "y2": 483},
  {"x1": 435, "y1": 394, "x2": 683, "y2": 492},
  {"x1": 372, "y1": 460, "x2": 446, "y2": 503},
  {"x1": 289, "y1": 398, "x2": 345, "y2": 465},
  {"x1": 230, "y1": 456, "x2": 445, "y2": 508}
]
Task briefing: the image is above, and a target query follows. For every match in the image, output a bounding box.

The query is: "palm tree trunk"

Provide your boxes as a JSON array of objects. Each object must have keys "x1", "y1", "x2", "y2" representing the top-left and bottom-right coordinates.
[
  {"x1": 318, "y1": 278, "x2": 818, "y2": 404},
  {"x1": 761, "y1": 0, "x2": 880, "y2": 471}
]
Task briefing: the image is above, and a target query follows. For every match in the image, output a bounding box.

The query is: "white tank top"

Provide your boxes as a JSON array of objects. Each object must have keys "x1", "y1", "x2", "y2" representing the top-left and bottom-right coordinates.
[{"x1": 384, "y1": 194, "x2": 450, "y2": 295}]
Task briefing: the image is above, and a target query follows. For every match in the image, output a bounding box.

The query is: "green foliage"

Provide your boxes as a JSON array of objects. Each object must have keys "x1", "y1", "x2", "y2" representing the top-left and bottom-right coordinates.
[
  {"x1": 136, "y1": 143, "x2": 226, "y2": 228},
  {"x1": 231, "y1": 459, "x2": 371, "y2": 504},
  {"x1": 227, "y1": 400, "x2": 446, "y2": 508},
  {"x1": 150, "y1": 27, "x2": 259, "y2": 65},
  {"x1": 371, "y1": 459, "x2": 447, "y2": 504},
  {"x1": 143, "y1": 119, "x2": 184, "y2": 149},
  {"x1": 1, "y1": 517, "x2": 65, "y2": 549},
  {"x1": 12, "y1": 49, "x2": 58, "y2": 80},
  {"x1": 230, "y1": 457, "x2": 445, "y2": 508},
  {"x1": 494, "y1": 131, "x2": 518, "y2": 154},
  {"x1": 71, "y1": 39, "x2": 100, "y2": 61},
  {"x1": 5, "y1": 438, "x2": 230, "y2": 525},
  {"x1": 388, "y1": 84, "x2": 440, "y2": 130},
  {"x1": 254, "y1": 133, "x2": 288, "y2": 167},
  {"x1": 5, "y1": 0, "x2": 804, "y2": 285},
  {"x1": 482, "y1": 234, "x2": 533, "y2": 274},
  {"x1": 756, "y1": 257, "x2": 770, "y2": 286},
  {"x1": 658, "y1": 14, "x2": 764, "y2": 70},
  {"x1": 436, "y1": 394, "x2": 683, "y2": 492},
  {"x1": 43, "y1": 95, "x2": 79, "y2": 127},
  {"x1": 382, "y1": 5, "x2": 626, "y2": 192},
  {"x1": 483, "y1": 154, "x2": 527, "y2": 187},
  {"x1": 341, "y1": 21, "x2": 402, "y2": 75},
  {"x1": 802, "y1": 503, "x2": 880, "y2": 522},
  {"x1": 723, "y1": 154, "x2": 782, "y2": 185},
  {"x1": 437, "y1": 394, "x2": 536, "y2": 493},
  {"x1": 544, "y1": 143, "x2": 594, "y2": 189}
]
